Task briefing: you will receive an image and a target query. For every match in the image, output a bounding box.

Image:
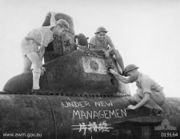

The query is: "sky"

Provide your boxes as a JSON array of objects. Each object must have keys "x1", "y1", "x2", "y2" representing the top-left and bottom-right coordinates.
[{"x1": 0, "y1": 0, "x2": 180, "y2": 97}]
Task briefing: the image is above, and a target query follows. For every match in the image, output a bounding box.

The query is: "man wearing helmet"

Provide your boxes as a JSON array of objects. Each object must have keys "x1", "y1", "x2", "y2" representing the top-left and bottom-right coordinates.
[
  {"x1": 21, "y1": 12, "x2": 69, "y2": 91},
  {"x1": 89, "y1": 27, "x2": 124, "y2": 74},
  {"x1": 109, "y1": 65, "x2": 169, "y2": 115}
]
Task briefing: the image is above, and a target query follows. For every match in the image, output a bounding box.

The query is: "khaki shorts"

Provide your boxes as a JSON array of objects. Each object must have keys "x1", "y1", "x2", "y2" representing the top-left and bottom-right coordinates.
[
  {"x1": 134, "y1": 89, "x2": 165, "y2": 106},
  {"x1": 150, "y1": 91, "x2": 165, "y2": 106}
]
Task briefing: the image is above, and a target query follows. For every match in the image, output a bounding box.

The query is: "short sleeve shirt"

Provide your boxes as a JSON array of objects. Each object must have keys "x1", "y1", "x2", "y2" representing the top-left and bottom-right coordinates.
[
  {"x1": 136, "y1": 73, "x2": 163, "y2": 95},
  {"x1": 27, "y1": 26, "x2": 54, "y2": 47},
  {"x1": 89, "y1": 35, "x2": 114, "y2": 50}
]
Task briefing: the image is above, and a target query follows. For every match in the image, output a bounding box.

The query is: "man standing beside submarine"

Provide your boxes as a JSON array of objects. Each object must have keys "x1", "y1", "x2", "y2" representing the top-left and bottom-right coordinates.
[{"x1": 109, "y1": 64, "x2": 169, "y2": 115}]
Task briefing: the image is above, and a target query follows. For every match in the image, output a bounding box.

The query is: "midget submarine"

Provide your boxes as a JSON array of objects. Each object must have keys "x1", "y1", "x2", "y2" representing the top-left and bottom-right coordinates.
[{"x1": 1, "y1": 13, "x2": 180, "y2": 139}]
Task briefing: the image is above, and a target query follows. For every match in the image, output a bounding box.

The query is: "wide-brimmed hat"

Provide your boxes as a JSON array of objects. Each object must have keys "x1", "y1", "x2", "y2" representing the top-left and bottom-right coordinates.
[
  {"x1": 95, "y1": 27, "x2": 108, "y2": 34},
  {"x1": 123, "y1": 64, "x2": 139, "y2": 76}
]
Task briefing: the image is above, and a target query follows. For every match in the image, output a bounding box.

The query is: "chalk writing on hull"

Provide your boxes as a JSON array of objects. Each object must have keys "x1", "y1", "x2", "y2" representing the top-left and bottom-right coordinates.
[
  {"x1": 72, "y1": 121, "x2": 113, "y2": 135},
  {"x1": 61, "y1": 100, "x2": 113, "y2": 108},
  {"x1": 72, "y1": 109, "x2": 127, "y2": 120},
  {"x1": 61, "y1": 101, "x2": 91, "y2": 108}
]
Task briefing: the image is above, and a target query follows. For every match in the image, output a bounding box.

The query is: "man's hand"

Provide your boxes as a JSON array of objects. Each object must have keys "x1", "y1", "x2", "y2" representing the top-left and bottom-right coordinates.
[
  {"x1": 50, "y1": 11, "x2": 56, "y2": 16},
  {"x1": 41, "y1": 66, "x2": 46, "y2": 76},
  {"x1": 127, "y1": 105, "x2": 136, "y2": 110},
  {"x1": 104, "y1": 51, "x2": 110, "y2": 57},
  {"x1": 38, "y1": 46, "x2": 45, "y2": 59},
  {"x1": 46, "y1": 11, "x2": 56, "y2": 17},
  {"x1": 109, "y1": 67, "x2": 130, "y2": 84},
  {"x1": 109, "y1": 69, "x2": 118, "y2": 75}
]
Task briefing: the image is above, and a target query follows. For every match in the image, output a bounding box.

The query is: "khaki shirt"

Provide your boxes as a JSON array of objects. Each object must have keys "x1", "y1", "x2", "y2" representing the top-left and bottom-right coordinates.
[
  {"x1": 136, "y1": 73, "x2": 163, "y2": 94},
  {"x1": 26, "y1": 26, "x2": 54, "y2": 47},
  {"x1": 89, "y1": 35, "x2": 114, "y2": 51}
]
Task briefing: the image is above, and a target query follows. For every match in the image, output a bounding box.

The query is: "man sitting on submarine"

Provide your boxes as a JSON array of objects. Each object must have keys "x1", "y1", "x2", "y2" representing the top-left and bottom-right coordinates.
[
  {"x1": 89, "y1": 27, "x2": 124, "y2": 74},
  {"x1": 109, "y1": 64, "x2": 169, "y2": 115}
]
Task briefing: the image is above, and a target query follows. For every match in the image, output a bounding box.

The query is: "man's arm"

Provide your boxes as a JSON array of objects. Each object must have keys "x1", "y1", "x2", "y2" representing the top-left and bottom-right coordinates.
[
  {"x1": 107, "y1": 36, "x2": 115, "y2": 53},
  {"x1": 89, "y1": 37, "x2": 96, "y2": 49},
  {"x1": 132, "y1": 93, "x2": 150, "y2": 109},
  {"x1": 50, "y1": 12, "x2": 57, "y2": 27},
  {"x1": 89, "y1": 43, "x2": 97, "y2": 50},
  {"x1": 109, "y1": 69, "x2": 130, "y2": 84}
]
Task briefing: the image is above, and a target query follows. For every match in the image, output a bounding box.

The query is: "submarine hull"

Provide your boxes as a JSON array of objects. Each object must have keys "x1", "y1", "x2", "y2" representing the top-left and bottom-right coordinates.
[
  {"x1": 0, "y1": 93, "x2": 171, "y2": 139},
  {"x1": 2, "y1": 12, "x2": 180, "y2": 139},
  {"x1": 3, "y1": 51, "x2": 124, "y2": 95}
]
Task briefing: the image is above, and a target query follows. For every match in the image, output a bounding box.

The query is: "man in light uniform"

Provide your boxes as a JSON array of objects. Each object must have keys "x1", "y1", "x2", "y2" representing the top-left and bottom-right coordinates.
[
  {"x1": 21, "y1": 12, "x2": 69, "y2": 91},
  {"x1": 109, "y1": 64, "x2": 169, "y2": 114},
  {"x1": 89, "y1": 27, "x2": 124, "y2": 74}
]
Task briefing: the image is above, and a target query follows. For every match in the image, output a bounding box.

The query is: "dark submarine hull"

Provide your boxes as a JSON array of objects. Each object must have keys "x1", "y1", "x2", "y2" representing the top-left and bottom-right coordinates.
[
  {"x1": 2, "y1": 12, "x2": 180, "y2": 139},
  {"x1": 3, "y1": 51, "x2": 120, "y2": 95},
  {"x1": 0, "y1": 92, "x2": 180, "y2": 139},
  {"x1": 2, "y1": 50, "x2": 180, "y2": 139},
  {"x1": 0, "y1": 93, "x2": 165, "y2": 139}
]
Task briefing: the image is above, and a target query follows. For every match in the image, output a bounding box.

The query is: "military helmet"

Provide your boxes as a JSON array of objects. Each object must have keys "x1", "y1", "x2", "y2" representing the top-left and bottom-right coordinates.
[
  {"x1": 56, "y1": 19, "x2": 69, "y2": 29},
  {"x1": 95, "y1": 27, "x2": 108, "y2": 34},
  {"x1": 123, "y1": 64, "x2": 139, "y2": 76}
]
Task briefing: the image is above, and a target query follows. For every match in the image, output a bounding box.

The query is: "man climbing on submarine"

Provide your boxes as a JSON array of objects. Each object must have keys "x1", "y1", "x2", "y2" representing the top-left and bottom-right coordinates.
[
  {"x1": 21, "y1": 12, "x2": 70, "y2": 91},
  {"x1": 109, "y1": 64, "x2": 170, "y2": 115}
]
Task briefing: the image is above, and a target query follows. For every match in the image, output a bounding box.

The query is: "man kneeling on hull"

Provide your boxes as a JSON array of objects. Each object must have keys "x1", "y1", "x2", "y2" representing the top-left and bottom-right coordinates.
[{"x1": 109, "y1": 64, "x2": 169, "y2": 115}]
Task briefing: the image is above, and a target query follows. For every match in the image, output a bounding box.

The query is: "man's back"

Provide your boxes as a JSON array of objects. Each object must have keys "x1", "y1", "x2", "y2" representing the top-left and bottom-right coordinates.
[{"x1": 136, "y1": 73, "x2": 163, "y2": 93}]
